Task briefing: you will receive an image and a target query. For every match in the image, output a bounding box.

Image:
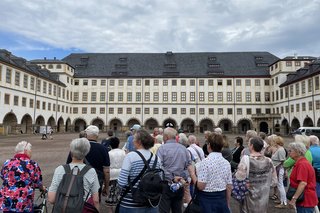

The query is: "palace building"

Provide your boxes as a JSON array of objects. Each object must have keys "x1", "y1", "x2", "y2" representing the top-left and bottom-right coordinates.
[{"x1": 0, "y1": 49, "x2": 319, "y2": 135}]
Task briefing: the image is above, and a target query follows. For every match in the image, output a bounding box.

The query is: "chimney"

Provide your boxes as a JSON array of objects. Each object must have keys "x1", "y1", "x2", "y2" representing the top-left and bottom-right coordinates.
[
  {"x1": 54, "y1": 57, "x2": 56, "y2": 60},
  {"x1": 44, "y1": 57, "x2": 46, "y2": 60}
]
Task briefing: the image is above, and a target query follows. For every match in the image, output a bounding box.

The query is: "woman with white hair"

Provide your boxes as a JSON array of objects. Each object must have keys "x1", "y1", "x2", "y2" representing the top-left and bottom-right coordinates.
[
  {"x1": 287, "y1": 142, "x2": 318, "y2": 212},
  {"x1": 0, "y1": 141, "x2": 44, "y2": 213},
  {"x1": 48, "y1": 138, "x2": 100, "y2": 211}
]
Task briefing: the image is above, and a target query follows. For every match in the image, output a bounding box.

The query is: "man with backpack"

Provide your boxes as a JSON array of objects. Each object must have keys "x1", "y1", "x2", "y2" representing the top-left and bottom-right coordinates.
[
  {"x1": 156, "y1": 127, "x2": 197, "y2": 213},
  {"x1": 67, "y1": 125, "x2": 110, "y2": 201}
]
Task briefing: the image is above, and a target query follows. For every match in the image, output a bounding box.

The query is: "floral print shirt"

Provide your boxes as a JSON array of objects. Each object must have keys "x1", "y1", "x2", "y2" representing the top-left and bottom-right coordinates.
[{"x1": 0, "y1": 153, "x2": 42, "y2": 212}]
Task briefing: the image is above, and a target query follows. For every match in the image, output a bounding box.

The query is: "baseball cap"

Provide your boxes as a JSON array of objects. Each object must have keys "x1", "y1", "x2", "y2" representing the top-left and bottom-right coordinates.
[
  {"x1": 130, "y1": 124, "x2": 141, "y2": 131},
  {"x1": 85, "y1": 125, "x2": 99, "y2": 135}
]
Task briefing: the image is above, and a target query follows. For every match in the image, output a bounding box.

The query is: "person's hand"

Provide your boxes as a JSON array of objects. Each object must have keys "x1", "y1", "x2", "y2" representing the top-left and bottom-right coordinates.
[{"x1": 288, "y1": 199, "x2": 296, "y2": 208}]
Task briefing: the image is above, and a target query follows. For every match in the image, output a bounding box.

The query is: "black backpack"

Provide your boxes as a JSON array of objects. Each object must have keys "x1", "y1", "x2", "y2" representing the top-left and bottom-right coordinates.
[
  {"x1": 52, "y1": 165, "x2": 91, "y2": 213},
  {"x1": 130, "y1": 151, "x2": 165, "y2": 207}
]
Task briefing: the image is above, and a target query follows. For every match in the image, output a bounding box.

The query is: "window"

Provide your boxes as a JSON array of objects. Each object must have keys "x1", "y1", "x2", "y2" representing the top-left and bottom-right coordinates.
[
  {"x1": 118, "y1": 108, "x2": 123, "y2": 114},
  {"x1": 126, "y1": 108, "x2": 132, "y2": 114},
  {"x1": 100, "y1": 107, "x2": 105, "y2": 114},
  {"x1": 236, "y1": 92, "x2": 242, "y2": 102},
  {"x1": 255, "y1": 92, "x2": 261, "y2": 102},
  {"x1": 190, "y1": 79, "x2": 195, "y2": 86},
  {"x1": 246, "y1": 92, "x2": 251, "y2": 102},
  {"x1": 199, "y1": 80, "x2": 204, "y2": 86},
  {"x1": 0, "y1": 65, "x2": 2, "y2": 81},
  {"x1": 181, "y1": 92, "x2": 186, "y2": 101},
  {"x1": 237, "y1": 108, "x2": 242, "y2": 115},
  {"x1": 172, "y1": 80, "x2": 177, "y2": 86},
  {"x1": 36, "y1": 100, "x2": 40, "y2": 109},
  {"x1": 82, "y1": 92, "x2": 88, "y2": 101},
  {"x1": 227, "y1": 79, "x2": 232, "y2": 86},
  {"x1": 199, "y1": 92, "x2": 204, "y2": 101},
  {"x1": 295, "y1": 83, "x2": 300, "y2": 95},
  {"x1": 153, "y1": 108, "x2": 159, "y2": 114},
  {"x1": 29, "y1": 99, "x2": 34, "y2": 108},
  {"x1": 6, "y1": 68, "x2": 12, "y2": 83},
  {"x1": 92, "y1": 80, "x2": 97, "y2": 86},
  {"x1": 315, "y1": 76, "x2": 320, "y2": 90},
  {"x1": 83, "y1": 80, "x2": 88, "y2": 85},
  {"x1": 217, "y1": 80, "x2": 222, "y2": 86},
  {"x1": 163, "y1": 80, "x2": 168, "y2": 86},
  {"x1": 37, "y1": 79, "x2": 41, "y2": 92},
  {"x1": 172, "y1": 92, "x2": 177, "y2": 101},
  {"x1": 199, "y1": 108, "x2": 205, "y2": 114},
  {"x1": 256, "y1": 108, "x2": 261, "y2": 114},
  {"x1": 286, "y1": 61, "x2": 292, "y2": 67},
  {"x1": 151, "y1": 92, "x2": 158, "y2": 102},
  {"x1": 30, "y1": 77, "x2": 35, "y2": 90},
  {"x1": 296, "y1": 103, "x2": 300, "y2": 112},
  {"x1": 13, "y1": 95, "x2": 19, "y2": 105},
  {"x1": 295, "y1": 61, "x2": 301, "y2": 66},
  {"x1": 74, "y1": 80, "x2": 79, "y2": 85},
  {"x1": 264, "y1": 79, "x2": 270, "y2": 86},
  {"x1": 91, "y1": 92, "x2": 97, "y2": 101},
  {"x1": 110, "y1": 79, "x2": 115, "y2": 86},
  {"x1": 154, "y1": 80, "x2": 159, "y2": 86},
  {"x1": 227, "y1": 108, "x2": 232, "y2": 115},
  {"x1": 73, "y1": 107, "x2": 78, "y2": 114},
  {"x1": 4, "y1": 94, "x2": 10, "y2": 104},
  {"x1": 119, "y1": 80, "x2": 124, "y2": 86},
  {"x1": 58, "y1": 87, "x2": 61, "y2": 98},
  {"x1": 245, "y1": 79, "x2": 251, "y2": 86},
  {"x1": 265, "y1": 92, "x2": 270, "y2": 101},
  {"x1": 316, "y1": 101, "x2": 320, "y2": 110},
  {"x1": 127, "y1": 80, "x2": 132, "y2": 86},
  {"x1": 246, "y1": 108, "x2": 252, "y2": 115},
  {"x1": 208, "y1": 92, "x2": 214, "y2": 101},
  {"x1": 181, "y1": 80, "x2": 186, "y2": 86},
  {"x1": 22, "y1": 97, "x2": 26, "y2": 107},
  {"x1": 309, "y1": 101, "x2": 313, "y2": 110},
  {"x1": 163, "y1": 92, "x2": 168, "y2": 101},
  {"x1": 23, "y1": 74, "x2": 28, "y2": 88},
  {"x1": 127, "y1": 92, "x2": 132, "y2": 101},
  {"x1": 136, "y1": 92, "x2": 141, "y2": 101},
  {"x1": 136, "y1": 80, "x2": 141, "y2": 86},
  {"x1": 53, "y1": 85, "x2": 57, "y2": 96},
  {"x1": 74, "y1": 92, "x2": 79, "y2": 101},
  {"x1": 209, "y1": 108, "x2": 214, "y2": 115},
  {"x1": 236, "y1": 79, "x2": 241, "y2": 86},
  {"x1": 302, "y1": 103, "x2": 306, "y2": 111},
  {"x1": 227, "y1": 92, "x2": 232, "y2": 102},
  {"x1": 145, "y1": 92, "x2": 150, "y2": 101},
  {"x1": 190, "y1": 92, "x2": 195, "y2": 101},
  {"x1": 217, "y1": 92, "x2": 223, "y2": 102},
  {"x1": 181, "y1": 108, "x2": 186, "y2": 114},
  {"x1": 109, "y1": 108, "x2": 114, "y2": 114},
  {"x1": 301, "y1": 81, "x2": 306, "y2": 94},
  {"x1": 208, "y1": 79, "x2": 213, "y2": 86},
  {"x1": 43, "y1": 82, "x2": 47, "y2": 94},
  {"x1": 275, "y1": 77, "x2": 278, "y2": 84},
  {"x1": 101, "y1": 80, "x2": 106, "y2": 86},
  {"x1": 48, "y1": 103, "x2": 51, "y2": 111},
  {"x1": 190, "y1": 108, "x2": 195, "y2": 115},
  {"x1": 172, "y1": 108, "x2": 177, "y2": 114},
  {"x1": 100, "y1": 92, "x2": 105, "y2": 102},
  {"x1": 291, "y1": 105, "x2": 294, "y2": 113},
  {"x1": 109, "y1": 92, "x2": 114, "y2": 101},
  {"x1": 163, "y1": 108, "x2": 168, "y2": 114},
  {"x1": 136, "y1": 108, "x2": 141, "y2": 114},
  {"x1": 308, "y1": 79, "x2": 312, "y2": 92},
  {"x1": 290, "y1": 85, "x2": 294, "y2": 97},
  {"x1": 48, "y1": 83, "x2": 52, "y2": 95},
  {"x1": 118, "y1": 92, "x2": 123, "y2": 101},
  {"x1": 218, "y1": 108, "x2": 223, "y2": 115},
  {"x1": 144, "y1": 80, "x2": 150, "y2": 86}
]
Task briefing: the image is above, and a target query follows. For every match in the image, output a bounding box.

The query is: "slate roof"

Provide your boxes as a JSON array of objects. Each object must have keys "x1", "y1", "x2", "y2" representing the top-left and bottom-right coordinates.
[
  {"x1": 0, "y1": 49, "x2": 65, "y2": 86},
  {"x1": 280, "y1": 58, "x2": 320, "y2": 87},
  {"x1": 62, "y1": 51, "x2": 279, "y2": 78}
]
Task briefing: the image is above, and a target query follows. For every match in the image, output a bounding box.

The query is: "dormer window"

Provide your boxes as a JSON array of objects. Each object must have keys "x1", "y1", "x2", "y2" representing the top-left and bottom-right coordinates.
[
  {"x1": 208, "y1": 56, "x2": 216, "y2": 61},
  {"x1": 48, "y1": 64, "x2": 53, "y2": 69},
  {"x1": 164, "y1": 63, "x2": 177, "y2": 68},
  {"x1": 119, "y1": 57, "x2": 127, "y2": 62},
  {"x1": 208, "y1": 63, "x2": 220, "y2": 68},
  {"x1": 255, "y1": 56, "x2": 263, "y2": 60}
]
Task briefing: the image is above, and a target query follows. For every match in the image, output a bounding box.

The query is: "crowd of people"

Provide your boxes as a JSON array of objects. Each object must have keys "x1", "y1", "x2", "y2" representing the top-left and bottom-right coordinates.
[{"x1": 0, "y1": 125, "x2": 320, "y2": 213}]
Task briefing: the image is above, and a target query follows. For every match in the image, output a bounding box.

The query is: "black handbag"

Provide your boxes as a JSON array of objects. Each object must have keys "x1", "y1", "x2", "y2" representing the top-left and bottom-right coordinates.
[
  {"x1": 286, "y1": 186, "x2": 304, "y2": 203},
  {"x1": 184, "y1": 182, "x2": 202, "y2": 213}
]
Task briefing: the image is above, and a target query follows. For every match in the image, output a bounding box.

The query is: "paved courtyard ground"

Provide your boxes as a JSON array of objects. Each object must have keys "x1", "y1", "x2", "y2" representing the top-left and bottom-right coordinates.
[{"x1": 0, "y1": 132, "x2": 295, "y2": 212}]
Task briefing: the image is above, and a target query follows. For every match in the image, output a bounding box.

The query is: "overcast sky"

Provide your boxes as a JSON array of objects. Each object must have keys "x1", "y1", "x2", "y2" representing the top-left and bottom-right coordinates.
[{"x1": 0, "y1": 0, "x2": 319, "y2": 60}]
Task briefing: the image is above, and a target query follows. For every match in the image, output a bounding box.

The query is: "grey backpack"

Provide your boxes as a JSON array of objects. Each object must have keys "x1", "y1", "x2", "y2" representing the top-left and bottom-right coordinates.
[{"x1": 52, "y1": 165, "x2": 91, "y2": 213}]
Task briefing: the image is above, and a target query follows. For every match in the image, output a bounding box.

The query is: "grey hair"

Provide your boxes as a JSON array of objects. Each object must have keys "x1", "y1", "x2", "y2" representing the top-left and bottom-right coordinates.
[
  {"x1": 155, "y1": 135, "x2": 163, "y2": 144},
  {"x1": 164, "y1": 127, "x2": 177, "y2": 140},
  {"x1": 158, "y1": 128, "x2": 164, "y2": 134},
  {"x1": 246, "y1": 130, "x2": 258, "y2": 140},
  {"x1": 309, "y1": 135, "x2": 319, "y2": 145},
  {"x1": 188, "y1": 135, "x2": 197, "y2": 144},
  {"x1": 288, "y1": 142, "x2": 307, "y2": 156},
  {"x1": 294, "y1": 134, "x2": 310, "y2": 148},
  {"x1": 70, "y1": 138, "x2": 91, "y2": 160},
  {"x1": 214, "y1": 128, "x2": 222, "y2": 134},
  {"x1": 15, "y1": 141, "x2": 32, "y2": 153},
  {"x1": 178, "y1": 133, "x2": 188, "y2": 147}
]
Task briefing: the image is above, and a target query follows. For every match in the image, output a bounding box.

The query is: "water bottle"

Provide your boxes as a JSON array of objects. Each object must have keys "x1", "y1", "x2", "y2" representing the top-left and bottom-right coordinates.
[{"x1": 170, "y1": 182, "x2": 183, "y2": 192}]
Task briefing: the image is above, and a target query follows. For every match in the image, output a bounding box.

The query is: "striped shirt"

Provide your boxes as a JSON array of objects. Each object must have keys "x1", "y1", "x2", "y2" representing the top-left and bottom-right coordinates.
[{"x1": 118, "y1": 149, "x2": 161, "y2": 208}]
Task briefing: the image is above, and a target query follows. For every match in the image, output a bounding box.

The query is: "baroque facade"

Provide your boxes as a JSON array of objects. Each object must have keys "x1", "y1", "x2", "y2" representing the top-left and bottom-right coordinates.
[{"x1": 0, "y1": 49, "x2": 319, "y2": 135}]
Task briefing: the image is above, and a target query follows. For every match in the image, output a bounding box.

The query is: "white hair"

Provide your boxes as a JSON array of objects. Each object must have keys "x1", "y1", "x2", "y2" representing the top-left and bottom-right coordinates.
[
  {"x1": 309, "y1": 135, "x2": 319, "y2": 145},
  {"x1": 188, "y1": 135, "x2": 197, "y2": 144},
  {"x1": 70, "y1": 138, "x2": 91, "y2": 160},
  {"x1": 288, "y1": 142, "x2": 307, "y2": 156},
  {"x1": 163, "y1": 127, "x2": 177, "y2": 140},
  {"x1": 155, "y1": 135, "x2": 164, "y2": 144},
  {"x1": 15, "y1": 141, "x2": 32, "y2": 153},
  {"x1": 214, "y1": 128, "x2": 222, "y2": 134},
  {"x1": 178, "y1": 133, "x2": 188, "y2": 146}
]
